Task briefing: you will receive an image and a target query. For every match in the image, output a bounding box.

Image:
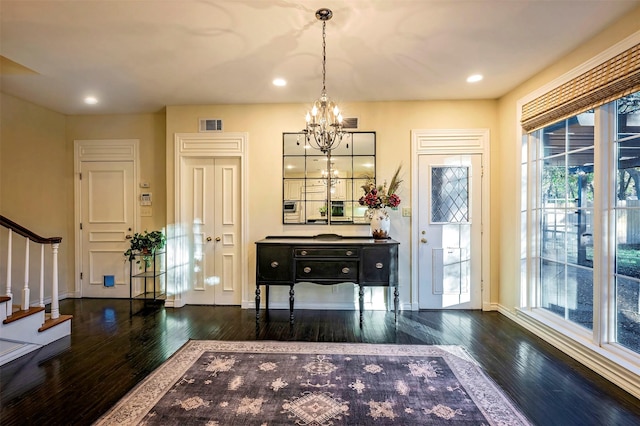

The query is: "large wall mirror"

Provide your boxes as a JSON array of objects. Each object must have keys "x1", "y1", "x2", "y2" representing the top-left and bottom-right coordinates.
[{"x1": 283, "y1": 131, "x2": 376, "y2": 224}]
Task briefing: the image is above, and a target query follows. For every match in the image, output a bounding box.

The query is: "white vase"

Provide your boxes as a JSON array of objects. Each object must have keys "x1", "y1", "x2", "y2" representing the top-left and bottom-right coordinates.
[{"x1": 369, "y1": 208, "x2": 390, "y2": 239}]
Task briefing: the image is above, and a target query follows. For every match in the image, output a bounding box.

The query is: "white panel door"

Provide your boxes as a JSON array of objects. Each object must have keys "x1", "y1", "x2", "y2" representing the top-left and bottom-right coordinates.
[
  {"x1": 418, "y1": 154, "x2": 482, "y2": 309},
  {"x1": 80, "y1": 161, "x2": 135, "y2": 298},
  {"x1": 181, "y1": 157, "x2": 241, "y2": 305}
]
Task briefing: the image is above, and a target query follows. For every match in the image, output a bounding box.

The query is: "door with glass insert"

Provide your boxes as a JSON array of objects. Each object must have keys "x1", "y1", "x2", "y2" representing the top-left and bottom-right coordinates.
[{"x1": 418, "y1": 154, "x2": 482, "y2": 309}]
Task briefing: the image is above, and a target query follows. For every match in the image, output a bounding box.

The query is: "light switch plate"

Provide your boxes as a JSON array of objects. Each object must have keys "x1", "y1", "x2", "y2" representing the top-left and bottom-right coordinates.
[
  {"x1": 140, "y1": 206, "x2": 152, "y2": 217},
  {"x1": 402, "y1": 207, "x2": 411, "y2": 217}
]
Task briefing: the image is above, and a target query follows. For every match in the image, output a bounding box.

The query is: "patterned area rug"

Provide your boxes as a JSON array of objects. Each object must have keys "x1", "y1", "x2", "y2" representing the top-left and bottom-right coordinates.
[{"x1": 95, "y1": 341, "x2": 531, "y2": 425}]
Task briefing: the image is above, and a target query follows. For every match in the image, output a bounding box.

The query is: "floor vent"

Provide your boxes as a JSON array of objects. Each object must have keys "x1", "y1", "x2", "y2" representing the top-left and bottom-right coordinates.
[
  {"x1": 199, "y1": 118, "x2": 223, "y2": 132},
  {"x1": 342, "y1": 117, "x2": 358, "y2": 129}
]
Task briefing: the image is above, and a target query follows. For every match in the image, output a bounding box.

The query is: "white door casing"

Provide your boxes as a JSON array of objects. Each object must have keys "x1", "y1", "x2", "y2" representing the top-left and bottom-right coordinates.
[
  {"x1": 418, "y1": 154, "x2": 482, "y2": 309},
  {"x1": 74, "y1": 140, "x2": 139, "y2": 298},
  {"x1": 411, "y1": 129, "x2": 491, "y2": 311},
  {"x1": 172, "y1": 133, "x2": 247, "y2": 308}
]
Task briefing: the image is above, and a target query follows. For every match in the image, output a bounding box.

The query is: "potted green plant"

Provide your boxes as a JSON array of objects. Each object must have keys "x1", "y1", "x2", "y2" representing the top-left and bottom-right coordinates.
[
  {"x1": 319, "y1": 205, "x2": 327, "y2": 217},
  {"x1": 124, "y1": 230, "x2": 166, "y2": 268}
]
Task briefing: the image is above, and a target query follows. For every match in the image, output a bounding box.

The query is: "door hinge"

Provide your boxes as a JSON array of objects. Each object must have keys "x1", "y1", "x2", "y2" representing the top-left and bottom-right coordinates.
[
  {"x1": 80, "y1": 223, "x2": 83, "y2": 230},
  {"x1": 79, "y1": 173, "x2": 82, "y2": 180},
  {"x1": 80, "y1": 272, "x2": 83, "y2": 280}
]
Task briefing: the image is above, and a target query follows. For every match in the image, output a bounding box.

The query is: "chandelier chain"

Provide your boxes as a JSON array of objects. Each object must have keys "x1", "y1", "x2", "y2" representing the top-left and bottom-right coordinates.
[{"x1": 322, "y1": 20, "x2": 327, "y2": 94}]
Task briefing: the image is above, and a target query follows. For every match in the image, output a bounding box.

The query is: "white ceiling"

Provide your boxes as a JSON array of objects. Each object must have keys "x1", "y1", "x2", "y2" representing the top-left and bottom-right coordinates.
[{"x1": 1, "y1": 0, "x2": 639, "y2": 115}]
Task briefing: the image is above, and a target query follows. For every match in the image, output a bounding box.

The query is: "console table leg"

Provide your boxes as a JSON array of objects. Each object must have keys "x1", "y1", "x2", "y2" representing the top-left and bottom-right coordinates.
[
  {"x1": 289, "y1": 285, "x2": 295, "y2": 325},
  {"x1": 359, "y1": 285, "x2": 364, "y2": 326},
  {"x1": 255, "y1": 285, "x2": 261, "y2": 322},
  {"x1": 394, "y1": 287, "x2": 399, "y2": 323},
  {"x1": 265, "y1": 285, "x2": 270, "y2": 320}
]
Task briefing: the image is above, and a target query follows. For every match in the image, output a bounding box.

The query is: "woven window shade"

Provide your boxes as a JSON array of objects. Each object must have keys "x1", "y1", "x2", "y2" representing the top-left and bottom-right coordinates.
[{"x1": 521, "y1": 43, "x2": 640, "y2": 132}]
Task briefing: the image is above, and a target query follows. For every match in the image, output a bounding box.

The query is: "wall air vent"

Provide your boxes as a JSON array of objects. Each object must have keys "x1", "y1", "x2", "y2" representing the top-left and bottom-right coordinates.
[
  {"x1": 342, "y1": 117, "x2": 358, "y2": 129},
  {"x1": 199, "y1": 118, "x2": 223, "y2": 132}
]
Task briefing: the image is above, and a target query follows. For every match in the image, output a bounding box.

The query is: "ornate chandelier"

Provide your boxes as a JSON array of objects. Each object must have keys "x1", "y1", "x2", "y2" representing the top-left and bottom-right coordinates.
[{"x1": 304, "y1": 8, "x2": 344, "y2": 154}]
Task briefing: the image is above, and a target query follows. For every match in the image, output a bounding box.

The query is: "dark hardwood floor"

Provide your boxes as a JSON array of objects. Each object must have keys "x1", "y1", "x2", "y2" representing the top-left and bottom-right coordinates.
[{"x1": 2, "y1": 299, "x2": 640, "y2": 425}]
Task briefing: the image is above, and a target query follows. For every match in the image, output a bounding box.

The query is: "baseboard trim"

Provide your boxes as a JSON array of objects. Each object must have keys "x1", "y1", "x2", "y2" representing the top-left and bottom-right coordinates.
[
  {"x1": 498, "y1": 304, "x2": 640, "y2": 399},
  {"x1": 0, "y1": 339, "x2": 42, "y2": 367}
]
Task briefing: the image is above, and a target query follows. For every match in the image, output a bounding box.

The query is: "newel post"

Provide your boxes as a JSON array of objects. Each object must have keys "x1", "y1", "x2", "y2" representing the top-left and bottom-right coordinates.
[{"x1": 50, "y1": 243, "x2": 60, "y2": 319}]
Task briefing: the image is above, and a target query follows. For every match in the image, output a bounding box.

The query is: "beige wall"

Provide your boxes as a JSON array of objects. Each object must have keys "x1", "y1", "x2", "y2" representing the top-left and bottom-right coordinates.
[
  {"x1": 496, "y1": 7, "x2": 640, "y2": 311},
  {"x1": 0, "y1": 95, "x2": 166, "y2": 300},
  {"x1": 67, "y1": 112, "x2": 167, "y2": 231},
  {"x1": 2, "y1": 91, "x2": 498, "y2": 307},
  {"x1": 0, "y1": 93, "x2": 71, "y2": 300},
  {"x1": 166, "y1": 100, "x2": 498, "y2": 306}
]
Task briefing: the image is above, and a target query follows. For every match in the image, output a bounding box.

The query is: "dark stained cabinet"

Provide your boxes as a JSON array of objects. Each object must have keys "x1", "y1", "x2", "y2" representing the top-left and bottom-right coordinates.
[{"x1": 255, "y1": 235, "x2": 399, "y2": 325}]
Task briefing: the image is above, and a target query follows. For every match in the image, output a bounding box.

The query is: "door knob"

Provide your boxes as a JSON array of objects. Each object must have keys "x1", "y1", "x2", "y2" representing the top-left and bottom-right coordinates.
[
  {"x1": 206, "y1": 236, "x2": 212, "y2": 242},
  {"x1": 421, "y1": 238, "x2": 428, "y2": 244},
  {"x1": 215, "y1": 236, "x2": 221, "y2": 242},
  {"x1": 125, "y1": 234, "x2": 132, "y2": 239}
]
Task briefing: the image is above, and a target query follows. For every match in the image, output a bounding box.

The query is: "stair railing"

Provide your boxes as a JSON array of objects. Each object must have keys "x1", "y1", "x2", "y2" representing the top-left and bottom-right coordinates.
[{"x1": 1, "y1": 215, "x2": 62, "y2": 320}]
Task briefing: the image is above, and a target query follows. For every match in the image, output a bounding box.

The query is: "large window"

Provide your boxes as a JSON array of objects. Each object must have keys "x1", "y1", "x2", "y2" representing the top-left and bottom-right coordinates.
[
  {"x1": 522, "y1": 91, "x2": 640, "y2": 354},
  {"x1": 615, "y1": 93, "x2": 640, "y2": 353},
  {"x1": 535, "y1": 113, "x2": 595, "y2": 330}
]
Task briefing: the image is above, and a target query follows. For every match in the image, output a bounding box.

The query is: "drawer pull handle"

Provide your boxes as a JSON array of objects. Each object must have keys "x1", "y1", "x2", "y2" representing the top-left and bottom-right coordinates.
[
  {"x1": 301, "y1": 250, "x2": 308, "y2": 256},
  {"x1": 376, "y1": 262, "x2": 383, "y2": 269},
  {"x1": 346, "y1": 250, "x2": 353, "y2": 256},
  {"x1": 304, "y1": 267, "x2": 311, "y2": 273},
  {"x1": 342, "y1": 267, "x2": 350, "y2": 274},
  {"x1": 271, "y1": 261, "x2": 279, "y2": 268}
]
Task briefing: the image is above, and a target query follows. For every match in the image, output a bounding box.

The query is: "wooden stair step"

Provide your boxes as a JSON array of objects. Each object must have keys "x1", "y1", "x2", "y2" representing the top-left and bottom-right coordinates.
[
  {"x1": 0, "y1": 296, "x2": 11, "y2": 304},
  {"x1": 39, "y1": 315, "x2": 73, "y2": 332},
  {"x1": 3, "y1": 306, "x2": 45, "y2": 324}
]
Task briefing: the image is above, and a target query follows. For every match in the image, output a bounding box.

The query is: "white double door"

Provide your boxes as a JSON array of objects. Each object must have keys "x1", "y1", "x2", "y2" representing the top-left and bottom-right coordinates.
[
  {"x1": 179, "y1": 157, "x2": 241, "y2": 305},
  {"x1": 418, "y1": 154, "x2": 482, "y2": 309}
]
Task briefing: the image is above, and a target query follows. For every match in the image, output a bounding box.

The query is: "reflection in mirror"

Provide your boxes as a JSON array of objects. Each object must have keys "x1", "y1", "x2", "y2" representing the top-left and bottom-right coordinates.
[
  {"x1": 352, "y1": 133, "x2": 376, "y2": 155},
  {"x1": 283, "y1": 131, "x2": 375, "y2": 224},
  {"x1": 283, "y1": 133, "x2": 307, "y2": 156},
  {"x1": 353, "y1": 156, "x2": 375, "y2": 178},
  {"x1": 283, "y1": 157, "x2": 305, "y2": 178}
]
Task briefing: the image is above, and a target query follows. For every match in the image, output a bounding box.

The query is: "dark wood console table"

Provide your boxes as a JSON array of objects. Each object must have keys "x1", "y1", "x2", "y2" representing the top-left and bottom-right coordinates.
[{"x1": 255, "y1": 234, "x2": 399, "y2": 325}]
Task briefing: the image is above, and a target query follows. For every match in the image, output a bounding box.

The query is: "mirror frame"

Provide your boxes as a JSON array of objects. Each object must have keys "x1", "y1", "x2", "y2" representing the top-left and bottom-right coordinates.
[{"x1": 283, "y1": 131, "x2": 376, "y2": 225}]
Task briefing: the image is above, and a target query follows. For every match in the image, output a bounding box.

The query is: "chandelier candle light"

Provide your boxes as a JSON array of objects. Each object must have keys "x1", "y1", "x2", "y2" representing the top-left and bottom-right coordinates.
[{"x1": 304, "y1": 8, "x2": 345, "y2": 224}]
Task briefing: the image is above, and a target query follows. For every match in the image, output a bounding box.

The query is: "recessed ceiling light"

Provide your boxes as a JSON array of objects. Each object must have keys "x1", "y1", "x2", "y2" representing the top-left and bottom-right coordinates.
[
  {"x1": 466, "y1": 74, "x2": 483, "y2": 83},
  {"x1": 84, "y1": 96, "x2": 98, "y2": 105},
  {"x1": 273, "y1": 78, "x2": 287, "y2": 87}
]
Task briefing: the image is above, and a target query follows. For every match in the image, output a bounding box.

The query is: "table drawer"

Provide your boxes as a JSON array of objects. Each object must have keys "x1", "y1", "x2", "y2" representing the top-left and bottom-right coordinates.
[
  {"x1": 362, "y1": 247, "x2": 392, "y2": 282},
  {"x1": 294, "y1": 247, "x2": 359, "y2": 258},
  {"x1": 295, "y1": 260, "x2": 359, "y2": 281},
  {"x1": 257, "y1": 246, "x2": 292, "y2": 281}
]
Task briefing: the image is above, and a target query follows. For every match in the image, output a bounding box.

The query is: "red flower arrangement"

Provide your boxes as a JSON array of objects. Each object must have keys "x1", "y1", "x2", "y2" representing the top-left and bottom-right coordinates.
[{"x1": 359, "y1": 165, "x2": 403, "y2": 210}]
